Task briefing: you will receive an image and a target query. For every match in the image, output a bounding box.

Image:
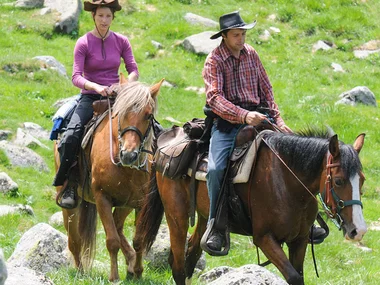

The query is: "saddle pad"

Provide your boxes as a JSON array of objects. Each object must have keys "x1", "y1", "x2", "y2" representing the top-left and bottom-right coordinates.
[{"x1": 187, "y1": 130, "x2": 273, "y2": 184}]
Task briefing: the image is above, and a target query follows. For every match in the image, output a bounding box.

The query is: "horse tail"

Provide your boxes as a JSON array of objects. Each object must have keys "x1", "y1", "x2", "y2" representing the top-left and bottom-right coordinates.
[
  {"x1": 78, "y1": 200, "x2": 97, "y2": 270},
  {"x1": 136, "y1": 166, "x2": 164, "y2": 253}
]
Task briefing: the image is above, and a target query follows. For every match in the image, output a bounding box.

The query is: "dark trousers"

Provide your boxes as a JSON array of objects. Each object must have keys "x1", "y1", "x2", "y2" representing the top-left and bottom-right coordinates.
[{"x1": 53, "y1": 94, "x2": 103, "y2": 186}]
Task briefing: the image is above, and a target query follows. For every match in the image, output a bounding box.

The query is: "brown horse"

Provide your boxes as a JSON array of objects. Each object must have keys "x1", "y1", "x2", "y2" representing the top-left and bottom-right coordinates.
[
  {"x1": 134, "y1": 126, "x2": 367, "y2": 285},
  {"x1": 54, "y1": 78, "x2": 164, "y2": 281}
]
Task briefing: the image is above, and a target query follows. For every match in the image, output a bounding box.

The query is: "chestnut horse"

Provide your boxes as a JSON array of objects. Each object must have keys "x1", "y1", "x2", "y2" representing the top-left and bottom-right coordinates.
[
  {"x1": 54, "y1": 78, "x2": 163, "y2": 281},
  {"x1": 134, "y1": 127, "x2": 367, "y2": 285}
]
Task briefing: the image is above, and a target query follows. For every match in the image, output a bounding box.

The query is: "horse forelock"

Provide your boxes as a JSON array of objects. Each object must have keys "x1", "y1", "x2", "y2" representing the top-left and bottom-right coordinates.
[
  {"x1": 265, "y1": 130, "x2": 362, "y2": 179},
  {"x1": 113, "y1": 81, "x2": 157, "y2": 119}
]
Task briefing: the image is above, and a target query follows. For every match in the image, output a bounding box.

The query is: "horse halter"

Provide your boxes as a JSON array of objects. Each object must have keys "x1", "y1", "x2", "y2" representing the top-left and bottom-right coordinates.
[{"x1": 319, "y1": 152, "x2": 363, "y2": 229}]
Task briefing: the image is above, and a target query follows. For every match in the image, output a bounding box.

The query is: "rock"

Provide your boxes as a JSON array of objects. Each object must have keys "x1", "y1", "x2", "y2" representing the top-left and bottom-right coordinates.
[
  {"x1": 0, "y1": 172, "x2": 18, "y2": 194},
  {"x1": 0, "y1": 141, "x2": 49, "y2": 172},
  {"x1": 7, "y1": 223, "x2": 69, "y2": 273},
  {"x1": 0, "y1": 249, "x2": 7, "y2": 285},
  {"x1": 33, "y1": 56, "x2": 68, "y2": 78},
  {"x1": 331, "y1": 62, "x2": 344, "y2": 72},
  {"x1": 184, "y1": 13, "x2": 218, "y2": 28},
  {"x1": 336, "y1": 86, "x2": 377, "y2": 107},
  {"x1": 5, "y1": 265, "x2": 54, "y2": 285},
  {"x1": 0, "y1": 204, "x2": 34, "y2": 217},
  {"x1": 15, "y1": 0, "x2": 43, "y2": 8},
  {"x1": 182, "y1": 31, "x2": 221, "y2": 55},
  {"x1": 48, "y1": 212, "x2": 64, "y2": 226},
  {"x1": 200, "y1": 264, "x2": 288, "y2": 285}
]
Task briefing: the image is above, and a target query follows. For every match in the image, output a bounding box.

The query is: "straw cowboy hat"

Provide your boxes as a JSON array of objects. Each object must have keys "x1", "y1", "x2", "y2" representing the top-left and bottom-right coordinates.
[
  {"x1": 84, "y1": 0, "x2": 122, "y2": 12},
  {"x1": 210, "y1": 11, "x2": 257, "y2": 40}
]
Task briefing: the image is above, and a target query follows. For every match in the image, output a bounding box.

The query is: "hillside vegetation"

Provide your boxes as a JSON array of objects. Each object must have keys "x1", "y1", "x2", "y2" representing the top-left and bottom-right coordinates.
[{"x1": 0, "y1": 0, "x2": 379, "y2": 284}]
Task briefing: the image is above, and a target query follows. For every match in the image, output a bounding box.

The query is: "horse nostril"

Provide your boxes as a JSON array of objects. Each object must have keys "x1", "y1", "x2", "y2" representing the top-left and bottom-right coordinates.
[{"x1": 350, "y1": 229, "x2": 358, "y2": 239}]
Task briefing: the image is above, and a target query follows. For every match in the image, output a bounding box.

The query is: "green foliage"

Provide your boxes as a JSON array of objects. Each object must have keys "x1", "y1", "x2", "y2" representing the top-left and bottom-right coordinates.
[{"x1": 0, "y1": 0, "x2": 379, "y2": 284}]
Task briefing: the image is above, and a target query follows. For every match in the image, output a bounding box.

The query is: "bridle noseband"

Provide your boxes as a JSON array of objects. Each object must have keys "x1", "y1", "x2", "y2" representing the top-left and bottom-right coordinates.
[{"x1": 319, "y1": 152, "x2": 363, "y2": 229}]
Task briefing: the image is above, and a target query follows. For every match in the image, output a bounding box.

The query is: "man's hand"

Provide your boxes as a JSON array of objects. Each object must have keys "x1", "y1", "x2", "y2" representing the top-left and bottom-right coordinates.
[{"x1": 245, "y1": 111, "x2": 267, "y2": 126}]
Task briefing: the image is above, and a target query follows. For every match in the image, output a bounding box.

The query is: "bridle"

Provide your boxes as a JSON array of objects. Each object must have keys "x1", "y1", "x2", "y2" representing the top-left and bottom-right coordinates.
[
  {"x1": 107, "y1": 97, "x2": 154, "y2": 170},
  {"x1": 318, "y1": 152, "x2": 363, "y2": 230}
]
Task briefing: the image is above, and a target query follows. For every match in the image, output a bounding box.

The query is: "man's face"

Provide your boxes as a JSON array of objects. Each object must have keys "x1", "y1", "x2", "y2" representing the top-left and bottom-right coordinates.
[{"x1": 222, "y1": 29, "x2": 246, "y2": 55}]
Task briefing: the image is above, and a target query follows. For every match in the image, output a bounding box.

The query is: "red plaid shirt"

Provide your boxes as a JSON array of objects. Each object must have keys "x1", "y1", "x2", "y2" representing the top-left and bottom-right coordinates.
[{"x1": 202, "y1": 41, "x2": 284, "y2": 126}]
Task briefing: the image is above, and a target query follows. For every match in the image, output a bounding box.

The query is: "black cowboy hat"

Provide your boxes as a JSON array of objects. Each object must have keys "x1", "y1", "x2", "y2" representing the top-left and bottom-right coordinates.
[
  {"x1": 210, "y1": 11, "x2": 257, "y2": 40},
  {"x1": 84, "y1": 0, "x2": 122, "y2": 12}
]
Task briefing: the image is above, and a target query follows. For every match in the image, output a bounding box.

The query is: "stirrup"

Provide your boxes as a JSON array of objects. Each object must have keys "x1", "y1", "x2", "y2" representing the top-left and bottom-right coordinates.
[
  {"x1": 56, "y1": 179, "x2": 78, "y2": 209},
  {"x1": 200, "y1": 218, "x2": 230, "y2": 256}
]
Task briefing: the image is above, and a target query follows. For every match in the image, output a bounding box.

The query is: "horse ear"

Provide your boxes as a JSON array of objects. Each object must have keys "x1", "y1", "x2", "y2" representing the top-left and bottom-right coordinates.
[
  {"x1": 353, "y1": 133, "x2": 365, "y2": 154},
  {"x1": 150, "y1": 78, "x2": 165, "y2": 97},
  {"x1": 329, "y1": 134, "x2": 340, "y2": 158},
  {"x1": 120, "y1": 72, "x2": 128, "y2": 85}
]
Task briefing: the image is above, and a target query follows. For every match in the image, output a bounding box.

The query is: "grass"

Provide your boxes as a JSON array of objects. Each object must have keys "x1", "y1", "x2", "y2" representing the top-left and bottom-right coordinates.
[{"x1": 0, "y1": 0, "x2": 379, "y2": 284}]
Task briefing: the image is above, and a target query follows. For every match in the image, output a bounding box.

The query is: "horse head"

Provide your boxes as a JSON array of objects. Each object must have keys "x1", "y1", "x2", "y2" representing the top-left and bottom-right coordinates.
[
  {"x1": 113, "y1": 78, "x2": 164, "y2": 168},
  {"x1": 320, "y1": 133, "x2": 367, "y2": 241}
]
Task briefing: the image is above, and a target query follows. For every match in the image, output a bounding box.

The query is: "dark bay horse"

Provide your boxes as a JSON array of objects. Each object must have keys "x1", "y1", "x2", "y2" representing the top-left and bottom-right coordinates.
[
  {"x1": 54, "y1": 77, "x2": 164, "y2": 281},
  {"x1": 134, "y1": 127, "x2": 367, "y2": 285}
]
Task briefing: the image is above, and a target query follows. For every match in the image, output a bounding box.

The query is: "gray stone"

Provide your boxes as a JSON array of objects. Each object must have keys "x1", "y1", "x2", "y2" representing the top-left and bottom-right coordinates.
[
  {"x1": 44, "y1": 0, "x2": 81, "y2": 34},
  {"x1": 15, "y1": 0, "x2": 43, "y2": 8},
  {"x1": 184, "y1": 13, "x2": 218, "y2": 28},
  {"x1": 145, "y1": 225, "x2": 206, "y2": 270},
  {"x1": 182, "y1": 31, "x2": 221, "y2": 55},
  {"x1": 7, "y1": 223, "x2": 69, "y2": 273},
  {"x1": 0, "y1": 249, "x2": 7, "y2": 285},
  {"x1": 5, "y1": 265, "x2": 54, "y2": 285},
  {"x1": 200, "y1": 264, "x2": 288, "y2": 285},
  {"x1": 0, "y1": 204, "x2": 34, "y2": 217},
  {"x1": 0, "y1": 141, "x2": 49, "y2": 172},
  {"x1": 0, "y1": 172, "x2": 18, "y2": 194},
  {"x1": 48, "y1": 212, "x2": 64, "y2": 226},
  {"x1": 33, "y1": 56, "x2": 68, "y2": 78},
  {"x1": 336, "y1": 86, "x2": 377, "y2": 107}
]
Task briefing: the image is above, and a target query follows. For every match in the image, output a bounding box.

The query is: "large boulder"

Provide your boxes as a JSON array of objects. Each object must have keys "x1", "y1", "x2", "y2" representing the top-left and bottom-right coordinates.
[
  {"x1": 7, "y1": 223, "x2": 70, "y2": 273},
  {"x1": 0, "y1": 249, "x2": 7, "y2": 285}
]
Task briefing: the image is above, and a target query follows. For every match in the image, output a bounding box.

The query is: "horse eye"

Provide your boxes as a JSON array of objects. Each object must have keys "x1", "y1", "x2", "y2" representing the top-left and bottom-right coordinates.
[{"x1": 334, "y1": 178, "x2": 344, "y2": 187}]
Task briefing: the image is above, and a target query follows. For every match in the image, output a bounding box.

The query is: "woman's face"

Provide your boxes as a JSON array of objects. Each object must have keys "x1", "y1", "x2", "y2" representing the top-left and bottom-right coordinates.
[{"x1": 93, "y1": 7, "x2": 114, "y2": 33}]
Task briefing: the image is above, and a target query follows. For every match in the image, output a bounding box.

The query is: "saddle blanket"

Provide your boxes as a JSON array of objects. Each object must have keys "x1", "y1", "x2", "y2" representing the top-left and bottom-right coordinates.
[{"x1": 187, "y1": 130, "x2": 272, "y2": 184}]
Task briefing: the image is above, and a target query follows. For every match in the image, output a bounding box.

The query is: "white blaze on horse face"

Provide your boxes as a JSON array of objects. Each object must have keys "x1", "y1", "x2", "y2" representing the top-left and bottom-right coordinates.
[{"x1": 349, "y1": 173, "x2": 367, "y2": 240}]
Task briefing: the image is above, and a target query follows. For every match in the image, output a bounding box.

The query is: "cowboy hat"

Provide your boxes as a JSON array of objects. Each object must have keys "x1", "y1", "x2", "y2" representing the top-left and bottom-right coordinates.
[
  {"x1": 84, "y1": 0, "x2": 122, "y2": 12},
  {"x1": 210, "y1": 11, "x2": 256, "y2": 40}
]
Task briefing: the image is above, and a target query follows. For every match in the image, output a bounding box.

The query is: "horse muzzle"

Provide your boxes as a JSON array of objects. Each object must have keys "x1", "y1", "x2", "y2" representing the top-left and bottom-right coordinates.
[
  {"x1": 343, "y1": 223, "x2": 367, "y2": 241},
  {"x1": 119, "y1": 149, "x2": 139, "y2": 166}
]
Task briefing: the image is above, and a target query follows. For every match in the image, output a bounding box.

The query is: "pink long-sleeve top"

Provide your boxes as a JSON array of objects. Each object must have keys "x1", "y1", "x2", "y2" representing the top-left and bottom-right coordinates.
[
  {"x1": 72, "y1": 31, "x2": 139, "y2": 94},
  {"x1": 202, "y1": 41, "x2": 284, "y2": 127}
]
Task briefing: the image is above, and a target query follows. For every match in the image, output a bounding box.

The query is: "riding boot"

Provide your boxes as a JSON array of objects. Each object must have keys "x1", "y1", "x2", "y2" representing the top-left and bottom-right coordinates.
[{"x1": 53, "y1": 136, "x2": 79, "y2": 187}]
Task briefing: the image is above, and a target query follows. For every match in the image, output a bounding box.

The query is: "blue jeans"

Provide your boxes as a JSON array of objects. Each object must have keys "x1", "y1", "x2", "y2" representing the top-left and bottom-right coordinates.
[{"x1": 206, "y1": 122, "x2": 239, "y2": 220}]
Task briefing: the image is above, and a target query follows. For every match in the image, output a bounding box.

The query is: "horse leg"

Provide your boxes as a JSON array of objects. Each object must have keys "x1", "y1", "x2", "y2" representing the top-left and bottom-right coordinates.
[
  {"x1": 96, "y1": 196, "x2": 121, "y2": 281},
  {"x1": 254, "y1": 235, "x2": 304, "y2": 285},
  {"x1": 185, "y1": 214, "x2": 208, "y2": 281},
  {"x1": 62, "y1": 207, "x2": 82, "y2": 268},
  {"x1": 113, "y1": 207, "x2": 139, "y2": 279},
  {"x1": 161, "y1": 180, "x2": 190, "y2": 285},
  {"x1": 287, "y1": 238, "x2": 308, "y2": 278}
]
